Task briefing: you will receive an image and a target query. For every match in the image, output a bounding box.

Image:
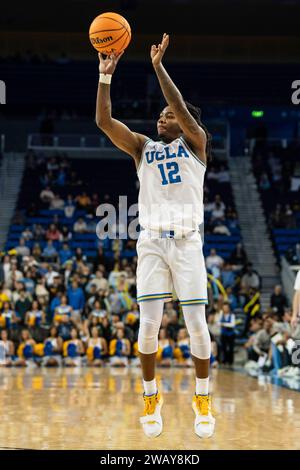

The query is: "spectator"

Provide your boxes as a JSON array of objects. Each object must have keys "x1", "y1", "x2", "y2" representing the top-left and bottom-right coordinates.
[
  {"x1": 59, "y1": 226, "x2": 72, "y2": 243},
  {"x1": 46, "y1": 224, "x2": 61, "y2": 241},
  {"x1": 229, "y1": 243, "x2": 248, "y2": 267},
  {"x1": 270, "y1": 285, "x2": 288, "y2": 319},
  {"x1": 63, "y1": 327, "x2": 84, "y2": 367},
  {"x1": 221, "y1": 263, "x2": 236, "y2": 289},
  {"x1": 109, "y1": 327, "x2": 131, "y2": 366},
  {"x1": 35, "y1": 277, "x2": 50, "y2": 303},
  {"x1": 211, "y1": 202, "x2": 225, "y2": 221},
  {"x1": 64, "y1": 195, "x2": 76, "y2": 219},
  {"x1": 73, "y1": 217, "x2": 87, "y2": 233},
  {"x1": 251, "y1": 315, "x2": 274, "y2": 363},
  {"x1": 86, "y1": 270, "x2": 108, "y2": 293},
  {"x1": 259, "y1": 173, "x2": 271, "y2": 191},
  {"x1": 206, "y1": 248, "x2": 224, "y2": 271},
  {"x1": 40, "y1": 186, "x2": 55, "y2": 204},
  {"x1": 32, "y1": 224, "x2": 45, "y2": 241},
  {"x1": 6, "y1": 263, "x2": 23, "y2": 288},
  {"x1": 67, "y1": 280, "x2": 85, "y2": 322},
  {"x1": 0, "y1": 301, "x2": 18, "y2": 329},
  {"x1": 76, "y1": 192, "x2": 91, "y2": 208},
  {"x1": 16, "y1": 238, "x2": 30, "y2": 257},
  {"x1": 58, "y1": 243, "x2": 72, "y2": 265},
  {"x1": 56, "y1": 169, "x2": 66, "y2": 187},
  {"x1": 25, "y1": 300, "x2": 46, "y2": 329},
  {"x1": 54, "y1": 295, "x2": 73, "y2": 323},
  {"x1": 2, "y1": 256, "x2": 11, "y2": 284},
  {"x1": 219, "y1": 302, "x2": 235, "y2": 366},
  {"x1": 42, "y1": 241, "x2": 58, "y2": 262},
  {"x1": 42, "y1": 326, "x2": 63, "y2": 366},
  {"x1": 86, "y1": 326, "x2": 107, "y2": 367},
  {"x1": 0, "y1": 329, "x2": 15, "y2": 366},
  {"x1": 212, "y1": 194, "x2": 226, "y2": 213},
  {"x1": 50, "y1": 194, "x2": 65, "y2": 210},
  {"x1": 21, "y1": 227, "x2": 33, "y2": 241},
  {"x1": 14, "y1": 329, "x2": 36, "y2": 367},
  {"x1": 15, "y1": 289, "x2": 31, "y2": 324},
  {"x1": 45, "y1": 266, "x2": 60, "y2": 287},
  {"x1": 241, "y1": 263, "x2": 260, "y2": 293}
]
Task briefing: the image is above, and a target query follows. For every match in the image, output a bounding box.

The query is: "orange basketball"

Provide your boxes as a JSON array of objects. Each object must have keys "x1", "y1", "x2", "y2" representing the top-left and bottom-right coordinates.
[{"x1": 89, "y1": 12, "x2": 131, "y2": 55}]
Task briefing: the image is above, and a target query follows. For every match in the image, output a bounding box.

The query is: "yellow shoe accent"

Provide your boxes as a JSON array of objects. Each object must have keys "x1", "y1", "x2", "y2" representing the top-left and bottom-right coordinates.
[
  {"x1": 142, "y1": 392, "x2": 162, "y2": 416},
  {"x1": 192, "y1": 394, "x2": 215, "y2": 438},
  {"x1": 140, "y1": 392, "x2": 163, "y2": 438}
]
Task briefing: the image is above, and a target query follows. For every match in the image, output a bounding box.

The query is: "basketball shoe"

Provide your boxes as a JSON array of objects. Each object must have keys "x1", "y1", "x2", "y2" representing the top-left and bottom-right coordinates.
[
  {"x1": 140, "y1": 391, "x2": 163, "y2": 438},
  {"x1": 192, "y1": 394, "x2": 215, "y2": 438}
]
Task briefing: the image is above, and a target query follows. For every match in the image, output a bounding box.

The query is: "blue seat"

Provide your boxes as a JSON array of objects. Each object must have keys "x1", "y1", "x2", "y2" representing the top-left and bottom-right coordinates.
[
  {"x1": 273, "y1": 229, "x2": 300, "y2": 236},
  {"x1": 10, "y1": 225, "x2": 25, "y2": 232},
  {"x1": 205, "y1": 235, "x2": 241, "y2": 243},
  {"x1": 275, "y1": 236, "x2": 299, "y2": 243},
  {"x1": 71, "y1": 241, "x2": 96, "y2": 249},
  {"x1": 85, "y1": 250, "x2": 97, "y2": 258},
  {"x1": 7, "y1": 234, "x2": 21, "y2": 241},
  {"x1": 73, "y1": 233, "x2": 97, "y2": 241},
  {"x1": 39, "y1": 210, "x2": 64, "y2": 216},
  {"x1": 121, "y1": 250, "x2": 137, "y2": 258}
]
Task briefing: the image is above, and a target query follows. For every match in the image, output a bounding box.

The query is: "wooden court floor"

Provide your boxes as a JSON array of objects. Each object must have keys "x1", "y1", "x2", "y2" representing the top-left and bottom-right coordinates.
[{"x1": 0, "y1": 366, "x2": 299, "y2": 450}]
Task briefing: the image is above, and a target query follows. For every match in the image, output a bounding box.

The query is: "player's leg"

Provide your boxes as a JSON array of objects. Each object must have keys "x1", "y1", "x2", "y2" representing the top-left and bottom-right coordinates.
[
  {"x1": 170, "y1": 233, "x2": 215, "y2": 438},
  {"x1": 138, "y1": 299, "x2": 164, "y2": 438},
  {"x1": 138, "y1": 299, "x2": 164, "y2": 382},
  {"x1": 182, "y1": 304, "x2": 215, "y2": 438},
  {"x1": 136, "y1": 235, "x2": 172, "y2": 437}
]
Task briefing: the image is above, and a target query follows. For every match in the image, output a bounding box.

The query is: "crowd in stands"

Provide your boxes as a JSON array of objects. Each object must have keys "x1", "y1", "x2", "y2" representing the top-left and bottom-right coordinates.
[
  {"x1": 0, "y1": 150, "x2": 297, "y2": 380},
  {"x1": 245, "y1": 139, "x2": 300, "y2": 380},
  {"x1": 243, "y1": 306, "x2": 300, "y2": 380},
  {"x1": 251, "y1": 139, "x2": 300, "y2": 265}
]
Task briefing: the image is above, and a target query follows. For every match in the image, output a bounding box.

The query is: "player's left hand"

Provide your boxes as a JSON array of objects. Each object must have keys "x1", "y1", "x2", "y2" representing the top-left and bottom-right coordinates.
[{"x1": 151, "y1": 33, "x2": 169, "y2": 68}]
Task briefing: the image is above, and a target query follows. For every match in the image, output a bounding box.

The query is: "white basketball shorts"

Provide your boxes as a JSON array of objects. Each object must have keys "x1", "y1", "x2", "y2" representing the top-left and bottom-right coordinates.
[{"x1": 136, "y1": 229, "x2": 208, "y2": 306}]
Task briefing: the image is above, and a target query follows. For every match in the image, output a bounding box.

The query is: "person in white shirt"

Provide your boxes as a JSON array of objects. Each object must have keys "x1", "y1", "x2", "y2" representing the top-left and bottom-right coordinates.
[
  {"x1": 206, "y1": 248, "x2": 224, "y2": 271},
  {"x1": 45, "y1": 266, "x2": 60, "y2": 287},
  {"x1": 16, "y1": 238, "x2": 30, "y2": 257},
  {"x1": 73, "y1": 218, "x2": 87, "y2": 233},
  {"x1": 2, "y1": 255, "x2": 11, "y2": 284},
  {"x1": 50, "y1": 194, "x2": 65, "y2": 210},
  {"x1": 40, "y1": 186, "x2": 55, "y2": 204}
]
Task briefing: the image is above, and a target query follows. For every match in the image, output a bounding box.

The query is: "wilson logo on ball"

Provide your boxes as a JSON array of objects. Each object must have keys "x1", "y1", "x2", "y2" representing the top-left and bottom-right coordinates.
[
  {"x1": 89, "y1": 12, "x2": 131, "y2": 54},
  {"x1": 91, "y1": 36, "x2": 113, "y2": 45}
]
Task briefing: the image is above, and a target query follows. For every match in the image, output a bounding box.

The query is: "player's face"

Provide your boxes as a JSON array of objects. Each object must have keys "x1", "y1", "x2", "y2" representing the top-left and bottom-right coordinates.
[{"x1": 157, "y1": 106, "x2": 181, "y2": 141}]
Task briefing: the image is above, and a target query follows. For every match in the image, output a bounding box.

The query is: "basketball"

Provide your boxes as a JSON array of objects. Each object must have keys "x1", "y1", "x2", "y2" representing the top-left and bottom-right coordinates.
[{"x1": 89, "y1": 12, "x2": 131, "y2": 55}]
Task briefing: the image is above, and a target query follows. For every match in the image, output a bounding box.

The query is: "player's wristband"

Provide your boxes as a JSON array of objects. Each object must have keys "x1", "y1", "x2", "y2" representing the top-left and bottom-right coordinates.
[{"x1": 99, "y1": 73, "x2": 112, "y2": 84}]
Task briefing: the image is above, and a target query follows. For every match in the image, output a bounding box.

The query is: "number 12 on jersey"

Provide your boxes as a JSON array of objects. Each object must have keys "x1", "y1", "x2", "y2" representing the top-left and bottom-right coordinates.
[{"x1": 158, "y1": 162, "x2": 182, "y2": 186}]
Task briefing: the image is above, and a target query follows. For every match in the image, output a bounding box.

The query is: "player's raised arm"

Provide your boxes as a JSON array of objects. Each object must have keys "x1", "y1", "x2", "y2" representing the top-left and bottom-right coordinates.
[
  {"x1": 151, "y1": 34, "x2": 206, "y2": 163},
  {"x1": 95, "y1": 52, "x2": 148, "y2": 165}
]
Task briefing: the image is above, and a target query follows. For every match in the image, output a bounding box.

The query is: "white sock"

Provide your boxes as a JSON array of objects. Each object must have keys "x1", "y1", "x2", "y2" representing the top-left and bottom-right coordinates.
[
  {"x1": 143, "y1": 378, "x2": 157, "y2": 396},
  {"x1": 196, "y1": 377, "x2": 209, "y2": 395}
]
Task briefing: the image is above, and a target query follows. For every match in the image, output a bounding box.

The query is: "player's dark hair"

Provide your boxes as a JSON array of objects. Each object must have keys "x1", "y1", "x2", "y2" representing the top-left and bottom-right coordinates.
[{"x1": 184, "y1": 100, "x2": 212, "y2": 162}]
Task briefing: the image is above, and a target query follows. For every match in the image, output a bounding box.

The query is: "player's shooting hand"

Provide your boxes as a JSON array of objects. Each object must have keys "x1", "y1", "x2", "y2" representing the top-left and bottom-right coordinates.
[
  {"x1": 98, "y1": 50, "x2": 124, "y2": 75},
  {"x1": 151, "y1": 33, "x2": 169, "y2": 68}
]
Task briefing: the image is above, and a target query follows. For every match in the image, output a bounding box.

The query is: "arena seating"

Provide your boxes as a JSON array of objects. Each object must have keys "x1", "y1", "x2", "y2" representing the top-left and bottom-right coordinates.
[
  {"x1": 6, "y1": 155, "x2": 242, "y2": 262},
  {"x1": 251, "y1": 140, "x2": 300, "y2": 261}
]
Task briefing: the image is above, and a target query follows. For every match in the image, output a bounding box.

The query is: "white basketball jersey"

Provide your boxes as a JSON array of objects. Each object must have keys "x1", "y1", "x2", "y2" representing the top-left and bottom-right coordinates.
[{"x1": 137, "y1": 136, "x2": 206, "y2": 234}]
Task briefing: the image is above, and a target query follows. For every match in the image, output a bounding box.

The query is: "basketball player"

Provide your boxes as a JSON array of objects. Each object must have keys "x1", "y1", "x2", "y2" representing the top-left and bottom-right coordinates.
[{"x1": 96, "y1": 33, "x2": 215, "y2": 438}]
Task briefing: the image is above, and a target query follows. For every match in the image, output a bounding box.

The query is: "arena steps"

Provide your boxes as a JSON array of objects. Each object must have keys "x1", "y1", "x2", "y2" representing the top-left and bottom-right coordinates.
[
  {"x1": 228, "y1": 155, "x2": 281, "y2": 310},
  {"x1": 0, "y1": 153, "x2": 25, "y2": 251}
]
